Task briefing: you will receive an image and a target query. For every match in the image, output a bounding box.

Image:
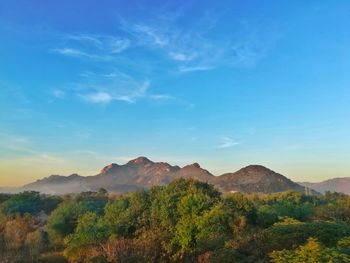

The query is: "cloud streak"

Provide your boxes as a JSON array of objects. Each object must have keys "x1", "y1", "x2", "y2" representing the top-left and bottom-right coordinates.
[
  {"x1": 217, "y1": 137, "x2": 240, "y2": 149},
  {"x1": 62, "y1": 71, "x2": 172, "y2": 104},
  {"x1": 0, "y1": 133, "x2": 65, "y2": 163},
  {"x1": 53, "y1": 11, "x2": 267, "y2": 73},
  {"x1": 119, "y1": 12, "x2": 267, "y2": 73},
  {"x1": 50, "y1": 8, "x2": 270, "y2": 106},
  {"x1": 52, "y1": 34, "x2": 130, "y2": 60}
]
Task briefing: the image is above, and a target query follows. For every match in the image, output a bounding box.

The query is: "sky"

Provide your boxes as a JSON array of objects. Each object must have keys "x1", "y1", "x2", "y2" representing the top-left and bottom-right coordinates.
[{"x1": 1, "y1": 0, "x2": 350, "y2": 186}]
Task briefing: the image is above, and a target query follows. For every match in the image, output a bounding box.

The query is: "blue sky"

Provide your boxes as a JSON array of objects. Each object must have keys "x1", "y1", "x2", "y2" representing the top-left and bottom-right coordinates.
[{"x1": 1, "y1": 0, "x2": 350, "y2": 186}]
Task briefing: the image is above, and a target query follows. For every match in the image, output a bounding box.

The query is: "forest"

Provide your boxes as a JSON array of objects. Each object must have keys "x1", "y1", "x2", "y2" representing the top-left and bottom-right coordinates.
[{"x1": 0, "y1": 179, "x2": 350, "y2": 263}]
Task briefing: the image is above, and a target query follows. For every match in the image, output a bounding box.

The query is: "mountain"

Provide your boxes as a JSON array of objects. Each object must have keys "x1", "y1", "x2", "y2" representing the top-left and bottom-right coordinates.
[
  {"x1": 213, "y1": 165, "x2": 307, "y2": 194},
  {"x1": 13, "y1": 156, "x2": 314, "y2": 195},
  {"x1": 23, "y1": 174, "x2": 87, "y2": 194},
  {"x1": 300, "y1": 178, "x2": 350, "y2": 195},
  {"x1": 169, "y1": 163, "x2": 214, "y2": 183}
]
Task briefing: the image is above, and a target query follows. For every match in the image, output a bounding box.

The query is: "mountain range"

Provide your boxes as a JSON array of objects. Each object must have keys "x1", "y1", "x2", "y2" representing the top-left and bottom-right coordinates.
[
  {"x1": 300, "y1": 178, "x2": 350, "y2": 195},
  {"x1": 1, "y1": 156, "x2": 321, "y2": 195}
]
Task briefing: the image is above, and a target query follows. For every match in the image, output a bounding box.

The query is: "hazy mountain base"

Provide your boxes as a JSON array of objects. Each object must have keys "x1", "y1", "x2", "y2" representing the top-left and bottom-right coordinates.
[{"x1": 0, "y1": 179, "x2": 349, "y2": 263}]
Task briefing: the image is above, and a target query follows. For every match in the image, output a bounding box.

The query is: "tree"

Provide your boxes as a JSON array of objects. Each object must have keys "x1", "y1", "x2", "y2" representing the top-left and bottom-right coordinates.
[
  {"x1": 315, "y1": 192, "x2": 350, "y2": 223},
  {"x1": 255, "y1": 191, "x2": 314, "y2": 227},
  {"x1": 270, "y1": 238, "x2": 350, "y2": 263},
  {"x1": 64, "y1": 212, "x2": 108, "y2": 263},
  {"x1": 25, "y1": 229, "x2": 48, "y2": 262},
  {"x1": 196, "y1": 203, "x2": 233, "y2": 251},
  {"x1": 171, "y1": 185, "x2": 220, "y2": 260},
  {"x1": 264, "y1": 219, "x2": 350, "y2": 253},
  {"x1": 0, "y1": 191, "x2": 57, "y2": 216},
  {"x1": 47, "y1": 192, "x2": 108, "y2": 245},
  {"x1": 47, "y1": 201, "x2": 93, "y2": 245},
  {"x1": 1, "y1": 214, "x2": 46, "y2": 263}
]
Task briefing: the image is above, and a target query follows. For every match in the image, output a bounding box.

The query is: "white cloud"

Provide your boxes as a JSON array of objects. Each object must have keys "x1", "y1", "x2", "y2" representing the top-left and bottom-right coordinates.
[
  {"x1": 178, "y1": 65, "x2": 213, "y2": 73},
  {"x1": 120, "y1": 20, "x2": 213, "y2": 71},
  {"x1": 119, "y1": 13, "x2": 267, "y2": 73},
  {"x1": 52, "y1": 47, "x2": 89, "y2": 57},
  {"x1": 70, "y1": 72, "x2": 172, "y2": 104},
  {"x1": 68, "y1": 35, "x2": 130, "y2": 54},
  {"x1": 52, "y1": 47, "x2": 112, "y2": 61},
  {"x1": 52, "y1": 34, "x2": 130, "y2": 60},
  {"x1": 81, "y1": 91, "x2": 113, "y2": 103},
  {"x1": 50, "y1": 10, "x2": 270, "y2": 107},
  {"x1": 148, "y1": 94, "x2": 173, "y2": 101},
  {"x1": 131, "y1": 24, "x2": 169, "y2": 47},
  {"x1": 217, "y1": 137, "x2": 240, "y2": 149},
  {"x1": 169, "y1": 52, "x2": 196, "y2": 62}
]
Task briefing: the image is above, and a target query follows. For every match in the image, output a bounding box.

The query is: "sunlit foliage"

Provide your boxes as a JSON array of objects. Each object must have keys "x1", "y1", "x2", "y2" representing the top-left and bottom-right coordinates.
[{"x1": 0, "y1": 180, "x2": 350, "y2": 262}]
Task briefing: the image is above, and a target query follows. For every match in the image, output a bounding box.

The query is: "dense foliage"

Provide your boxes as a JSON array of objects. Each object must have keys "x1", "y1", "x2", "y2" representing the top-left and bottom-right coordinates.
[{"x1": 0, "y1": 180, "x2": 350, "y2": 262}]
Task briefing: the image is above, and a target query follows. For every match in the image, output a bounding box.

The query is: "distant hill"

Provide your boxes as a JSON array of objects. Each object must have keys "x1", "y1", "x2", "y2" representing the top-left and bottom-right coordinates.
[
  {"x1": 300, "y1": 178, "x2": 350, "y2": 195},
  {"x1": 213, "y1": 165, "x2": 307, "y2": 194},
  {"x1": 6, "y1": 156, "x2": 317, "y2": 195}
]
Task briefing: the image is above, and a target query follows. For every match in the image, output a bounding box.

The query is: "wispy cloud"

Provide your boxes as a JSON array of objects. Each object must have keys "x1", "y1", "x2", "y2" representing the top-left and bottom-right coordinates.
[
  {"x1": 52, "y1": 47, "x2": 91, "y2": 57},
  {"x1": 80, "y1": 91, "x2": 113, "y2": 103},
  {"x1": 67, "y1": 34, "x2": 130, "y2": 54},
  {"x1": 169, "y1": 52, "x2": 196, "y2": 62},
  {"x1": 0, "y1": 133, "x2": 65, "y2": 163},
  {"x1": 50, "y1": 8, "x2": 270, "y2": 107},
  {"x1": 119, "y1": 18, "x2": 214, "y2": 72},
  {"x1": 178, "y1": 65, "x2": 213, "y2": 73},
  {"x1": 52, "y1": 34, "x2": 130, "y2": 60},
  {"x1": 61, "y1": 71, "x2": 172, "y2": 104},
  {"x1": 217, "y1": 136, "x2": 240, "y2": 149},
  {"x1": 119, "y1": 12, "x2": 267, "y2": 73},
  {"x1": 52, "y1": 19, "x2": 266, "y2": 72},
  {"x1": 0, "y1": 133, "x2": 35, "y2": 154}
]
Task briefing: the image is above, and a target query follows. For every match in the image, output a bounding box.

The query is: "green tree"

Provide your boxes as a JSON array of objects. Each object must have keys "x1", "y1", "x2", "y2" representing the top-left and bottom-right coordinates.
[
  {"x1": 64, "y1": 212, "x2": 108, "y2": 263},
  {"x1": 47, "y1": 191, "x2": 108, "y2": 245},
  {"x1": 0, "y1": 191, "x2": 60, "y2": 216},
  {"x1": 270, "y1": 237, "x2": 350, "y2": 263},
  {"x1": 264, "y1": 219, "x2": 350, "y2": 253},
  {"x1": 48, "y1": 201, "x2": 94, "y2": 245},
  {"x1": 104, "y1": 191, "x2": 150, "y2": 237}
]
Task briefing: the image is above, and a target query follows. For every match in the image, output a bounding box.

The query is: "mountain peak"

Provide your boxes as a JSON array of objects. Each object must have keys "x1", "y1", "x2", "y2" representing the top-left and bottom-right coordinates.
[
  {"x1": 100, "y1": 163, "x2": 120, "y2": 174},
  {"x1": 214, "y1": 164, "x2": 305, "y2": 194},
  {"x1": 128, "y1": 156, "x2": 154, "y2": 165},
  {"x1": 68, "y1": 173, "x2": 81, "y2": 178},
  {"x1": 241, "y1": 165, "x2": 272, "y2": 173},
  {"x1": 187, "y1": 163, "x2": 201, "y2": 169}
]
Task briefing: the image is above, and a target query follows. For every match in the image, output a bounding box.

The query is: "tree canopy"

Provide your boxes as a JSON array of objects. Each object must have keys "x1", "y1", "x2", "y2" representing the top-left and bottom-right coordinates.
[{"x1": 0, "y1": 179, "x2": 350, "y2": 262}]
